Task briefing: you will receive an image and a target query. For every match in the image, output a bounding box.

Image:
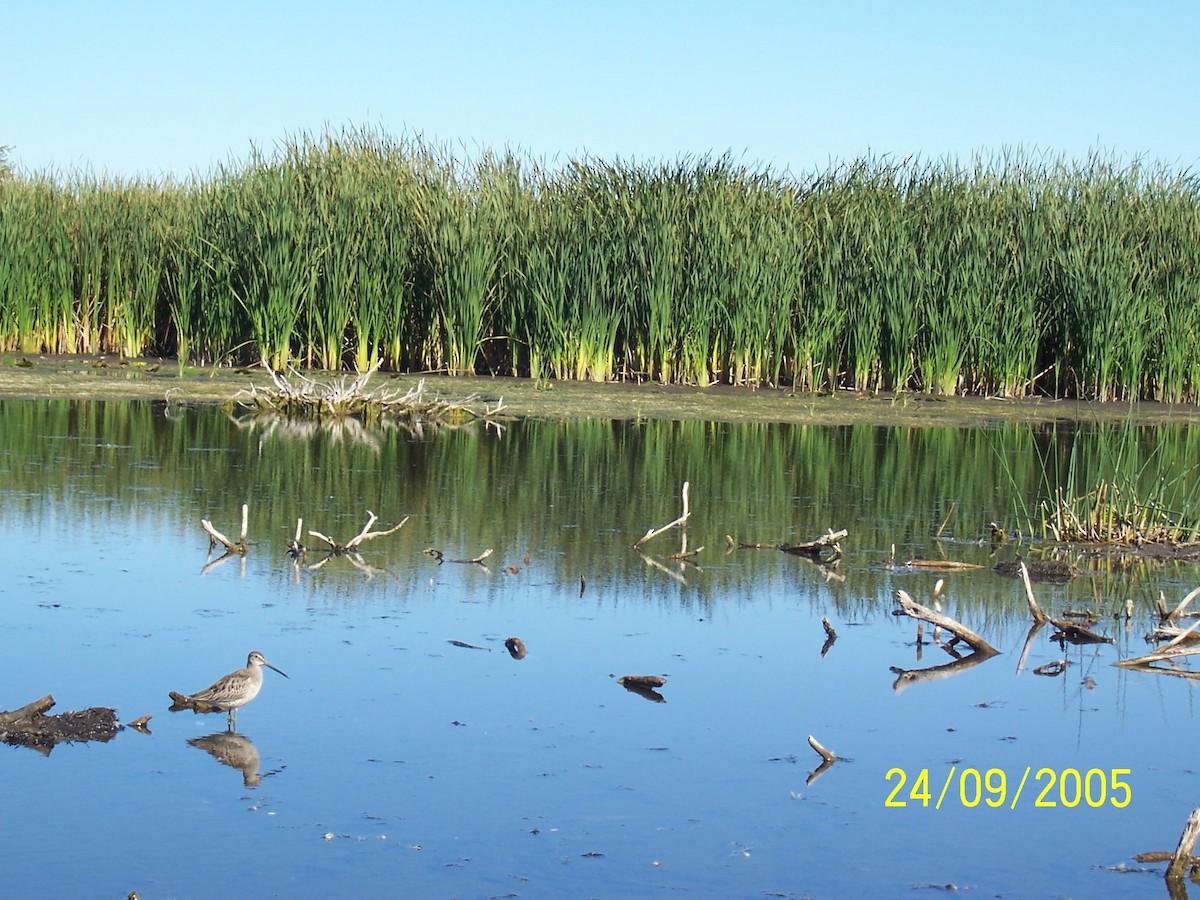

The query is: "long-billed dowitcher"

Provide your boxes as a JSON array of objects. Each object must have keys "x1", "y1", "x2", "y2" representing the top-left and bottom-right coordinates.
[{"x1": 170, "y1": 650, "x2": 288, "y2": 728}]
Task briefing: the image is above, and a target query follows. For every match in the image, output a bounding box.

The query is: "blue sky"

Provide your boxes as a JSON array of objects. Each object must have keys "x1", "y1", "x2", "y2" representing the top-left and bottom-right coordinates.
[{"x1": 4, "y1": 1, "x2": 1198, "y2": 179}]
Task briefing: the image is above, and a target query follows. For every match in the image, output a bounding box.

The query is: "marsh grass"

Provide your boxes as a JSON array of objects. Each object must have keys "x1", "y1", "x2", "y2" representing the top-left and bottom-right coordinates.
[
  {"x1": 1003, "y1": 417, "x2": 1200, "y2": 546},
  {"x1": 2, "y1": 132, "x2": 1198, "y2": 401}
]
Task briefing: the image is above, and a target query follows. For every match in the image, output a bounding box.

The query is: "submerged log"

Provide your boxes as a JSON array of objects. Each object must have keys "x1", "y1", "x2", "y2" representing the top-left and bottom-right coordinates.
[
  {"x1": 0, "y1": 694, "x2": 122, "y2": 751},
  {"x1": 779, "y1": 529, "x2": 848, "y2": 561},
  {"x1": 904, "y1": 558, "x2": 983, "y2": 572},
  {"x1": 994, "y1": 558, "x2": 1080, "y2": 583}
]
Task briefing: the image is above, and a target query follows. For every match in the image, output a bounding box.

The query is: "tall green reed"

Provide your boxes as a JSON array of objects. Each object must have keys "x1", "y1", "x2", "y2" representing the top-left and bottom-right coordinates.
[{"x1": 3, "y1": 132, "x2": 1199, "y2": 402}]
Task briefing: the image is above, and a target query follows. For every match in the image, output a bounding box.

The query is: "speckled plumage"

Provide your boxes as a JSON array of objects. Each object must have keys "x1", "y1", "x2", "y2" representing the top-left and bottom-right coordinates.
[{"x1": 182, "y1": 650, "x2": 288, "y2": 726}]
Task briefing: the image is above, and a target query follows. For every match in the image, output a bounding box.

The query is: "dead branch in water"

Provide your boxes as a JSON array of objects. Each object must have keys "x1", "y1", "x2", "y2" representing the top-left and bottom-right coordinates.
[
  {"x1": 1168, "y1": 807, "x2": 1200, "y2": 881},
  {"x1": 780, "y1": 529, "x2": 847, "y2": 560},
  {"x1": 229, "y1": 364, "x2": 510, "y2": 429},
  {"x1": 894, "y1": 589, "x2": 999, "y2": 657},
  {"x1": 1116, "y1": 619, "x2": 1200, "y2": 674},
  {"x1": 288, "y1": 518, "x2": 305, "y2": 557},
  {"x1": 903, "y1": 558, "x2": 982, "y2": 572},
  {"x1": 1162, "y1": 586, "x2": 1200, "y2": 623},
  {"x1": 1018, "y1": 563, "x2": 1112, "y2": 645},
  {"x1": 807, "y1": 734, "x2": 836, "y2": 764},
  {"x1": 634, "y1": 482, "x2": 695, "y2": 550},
  {"x1": 309, "y1": 511, "x2": 409, "y2": 554},
  {"x1": 728, "y1": 528, "x2": 847, "y2": 564},
  {"x1": 201, "y1": 503, "x2": 249, "y2": 554},
  {"x1": 820, "y1": 617, "x2": 838, "y2": 656},
  {"x1": 424, "y1": 547, "x2": 494, "y2": 566}
]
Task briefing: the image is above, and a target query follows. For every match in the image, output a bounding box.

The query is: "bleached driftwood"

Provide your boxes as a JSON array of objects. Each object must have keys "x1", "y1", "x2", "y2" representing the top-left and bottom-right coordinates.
[
  {"x1": 894, "y1": 589, "x2": 998, "y2": 657},
  {"x1": 309, "y1": 511, "x2": 409, "y2": 554},
  {"x1": 634, "y1": 482, "x2": 700, "y2": 556},
  {"x1": 807, "y1": 734, "x2": 836, "y2": 764},
  {"x1": 1163, "y1": 586, "x2": 1200, "y2": 623},
  {"x1": 805, "y1": 734, "x2": 843, "y2": 785},
  {"x1": 1116, "y1": 619, "x2": 1200, "y2": 675},
  {"x1": 201, "y1": 504, "x2": 249, "y2": 554}
]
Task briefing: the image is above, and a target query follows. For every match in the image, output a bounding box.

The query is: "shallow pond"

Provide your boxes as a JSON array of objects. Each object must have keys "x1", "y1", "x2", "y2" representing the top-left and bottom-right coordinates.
[{"x1": 2, "y1": 399, "x2": 1200, "y2": 898}]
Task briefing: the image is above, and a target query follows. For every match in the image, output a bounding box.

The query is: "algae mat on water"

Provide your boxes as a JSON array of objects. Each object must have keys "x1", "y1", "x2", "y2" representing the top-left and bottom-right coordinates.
[{"x1": 2, "y1": 354, "x2": 1199, "y2": 427}]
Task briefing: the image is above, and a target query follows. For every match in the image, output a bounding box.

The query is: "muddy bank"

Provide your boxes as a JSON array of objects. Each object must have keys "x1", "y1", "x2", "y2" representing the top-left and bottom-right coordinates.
[{"x1": 2, "y1": 354, "x2": 1198, "y2": 426}]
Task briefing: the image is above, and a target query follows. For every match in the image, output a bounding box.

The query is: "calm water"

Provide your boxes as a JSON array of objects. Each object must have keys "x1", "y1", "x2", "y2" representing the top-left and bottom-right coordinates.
[{"x1": 2, "y1": 399, "x2": 1199, "y2": 898}]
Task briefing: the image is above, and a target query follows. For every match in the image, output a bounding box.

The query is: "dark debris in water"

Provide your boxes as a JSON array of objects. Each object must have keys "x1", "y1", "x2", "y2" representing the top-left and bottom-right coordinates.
[
  {"x1": 993, "y1": 558, "x2": 1080, "y2": 583},
  {"x1": 1, "y1": 694, "x2": 123, "y2": 753}
]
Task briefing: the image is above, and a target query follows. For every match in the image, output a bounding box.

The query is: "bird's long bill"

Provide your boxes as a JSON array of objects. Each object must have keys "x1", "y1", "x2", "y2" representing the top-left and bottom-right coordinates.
[{"x1": 264, "y1": 661, "x2": 290, "y2": 679}]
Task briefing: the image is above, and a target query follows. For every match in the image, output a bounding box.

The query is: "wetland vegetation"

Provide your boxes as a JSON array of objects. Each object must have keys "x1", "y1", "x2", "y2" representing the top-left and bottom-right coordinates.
[
  {"x1": 4, "y1": 401, "x2": 1200, "y2": 897},
  {"x1": 5, "y1": 132, "x2": 1200, "y2": 895},
  {"x1": 3, "y1": 130, "x2": 1200, "y2": 402}
]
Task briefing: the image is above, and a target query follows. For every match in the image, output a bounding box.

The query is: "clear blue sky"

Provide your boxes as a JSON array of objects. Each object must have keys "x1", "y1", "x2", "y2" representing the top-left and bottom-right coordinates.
[{"x1": 4, "y1": 1, "x2": 1198, "y2": 180}]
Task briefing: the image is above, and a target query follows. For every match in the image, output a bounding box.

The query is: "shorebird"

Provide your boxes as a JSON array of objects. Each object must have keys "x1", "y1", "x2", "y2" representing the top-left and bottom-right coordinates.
[{"x1": 170, "y1": 650, "x2": 288, "y2": 728}]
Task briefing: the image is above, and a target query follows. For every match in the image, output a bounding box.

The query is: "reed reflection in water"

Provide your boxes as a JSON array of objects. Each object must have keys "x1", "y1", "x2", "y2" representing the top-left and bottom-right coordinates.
[{"x1": 1, "y1": 399, "x2": 1199, "y2": 898}]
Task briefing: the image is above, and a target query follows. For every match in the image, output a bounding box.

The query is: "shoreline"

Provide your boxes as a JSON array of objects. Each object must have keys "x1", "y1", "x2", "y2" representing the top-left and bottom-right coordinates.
[{"x1": 2, "y1": 354, "x2": 1198, "y2": 427}]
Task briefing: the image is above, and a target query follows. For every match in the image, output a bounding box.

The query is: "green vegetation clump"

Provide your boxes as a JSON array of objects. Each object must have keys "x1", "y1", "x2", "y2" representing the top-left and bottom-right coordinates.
[
  {"x1": 998, "y1": 418, "x2": 1200, "y2": 546},
  {"x1": 2, "y1": 128, "x2": 1199, "y2": 402}
]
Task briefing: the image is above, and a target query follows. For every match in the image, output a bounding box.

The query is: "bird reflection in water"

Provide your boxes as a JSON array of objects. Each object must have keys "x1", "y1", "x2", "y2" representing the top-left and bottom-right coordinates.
[{"x1": 187, "y1": 731, "x2": 279, "y2": 788}]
